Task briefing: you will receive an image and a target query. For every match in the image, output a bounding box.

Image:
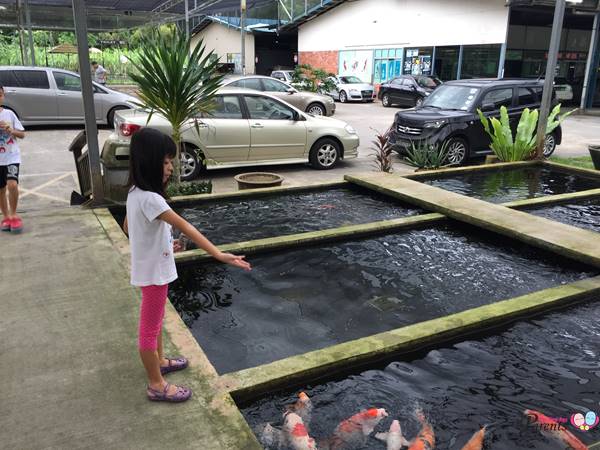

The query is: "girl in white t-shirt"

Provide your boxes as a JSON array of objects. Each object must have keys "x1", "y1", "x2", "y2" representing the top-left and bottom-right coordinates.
[{"x1": 124, "y1": 128, "x2": 251, "y2": 403}]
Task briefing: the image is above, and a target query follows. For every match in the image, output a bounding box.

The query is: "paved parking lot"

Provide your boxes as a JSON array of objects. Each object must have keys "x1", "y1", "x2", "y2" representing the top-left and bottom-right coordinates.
[{"x1": 15, "y1": 100, "x2": 600, "y2": 213}]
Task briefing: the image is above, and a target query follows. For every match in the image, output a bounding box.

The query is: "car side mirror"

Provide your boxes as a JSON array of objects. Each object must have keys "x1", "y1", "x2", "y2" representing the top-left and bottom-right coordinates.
[
  {"x1": 410, "y1": 85, "x2": 417, "y2": 91},
  {"x1": 287, "y1": 88, "x2": 295, "y2": 94},
  {"x1": 481, "y1": 102, "x2": 495, "y2": 112},
  {"x1": 293, "y1": 111, "x2": 305, "y2": 121}
]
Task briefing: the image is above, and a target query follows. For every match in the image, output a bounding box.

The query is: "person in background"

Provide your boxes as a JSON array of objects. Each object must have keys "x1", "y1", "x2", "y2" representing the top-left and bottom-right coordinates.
[
  {"x1": 0, "y1": 83, "x2": 26, "y2": 233},
  {"x1": 91, "y1": 61, "x2": 108, "y2": 85}
]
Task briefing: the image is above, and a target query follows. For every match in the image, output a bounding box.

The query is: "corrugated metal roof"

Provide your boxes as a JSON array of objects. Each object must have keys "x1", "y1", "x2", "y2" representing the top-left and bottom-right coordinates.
[{"x1": 0, "y1": 0, "x2": 274, "y2": 30}]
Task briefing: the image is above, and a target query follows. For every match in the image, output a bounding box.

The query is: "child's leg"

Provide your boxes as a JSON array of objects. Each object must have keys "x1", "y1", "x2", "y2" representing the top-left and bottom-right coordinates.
[
  {"x1": 0, "y1": 186, "x2": 8, "y2": 220},
  {"x1": 138, "y1": 284, "x2": 185, "y2": 397},
  {"x1": 0, "y1": 166, "x2": 8, "y2": 220},
  {"x1": 7, "y1": 180, "x2": 18, "y2": 217}
]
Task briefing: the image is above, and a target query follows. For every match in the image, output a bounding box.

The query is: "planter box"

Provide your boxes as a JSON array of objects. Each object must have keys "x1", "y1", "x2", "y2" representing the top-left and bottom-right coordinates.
[{"x1": 589, "y1": 145, "x2": 600, "y2": 170}]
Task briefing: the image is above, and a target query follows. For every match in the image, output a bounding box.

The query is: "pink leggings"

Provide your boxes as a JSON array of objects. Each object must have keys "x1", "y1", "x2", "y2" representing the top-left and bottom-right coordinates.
[{"x1": 138, "y1": 284, "x2": 169, "y2": 351}]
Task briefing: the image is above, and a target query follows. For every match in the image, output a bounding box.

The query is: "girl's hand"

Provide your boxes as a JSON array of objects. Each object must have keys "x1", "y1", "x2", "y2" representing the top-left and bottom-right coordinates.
[
  {"x1": 173, "y1": 239, "x2": 184, "y2": 253},
  {"x1": 216, "y1": 252, "x2": 251, "y2": 271}
]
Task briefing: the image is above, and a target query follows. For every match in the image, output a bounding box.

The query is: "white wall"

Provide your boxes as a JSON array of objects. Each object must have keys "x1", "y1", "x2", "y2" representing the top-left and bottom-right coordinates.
[
  {"x1": 191, "y1": 22, "x2": 255, "y2": 74},
  {"x1": 298, "y1": 0, "x2": 509, "y2": 51}
]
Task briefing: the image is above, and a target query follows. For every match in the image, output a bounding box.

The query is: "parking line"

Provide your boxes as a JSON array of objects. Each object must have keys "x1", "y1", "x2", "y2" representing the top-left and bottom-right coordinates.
[
  {"x1": 19, "y1": 188, "x2": 70, "y2": 204},
  {"x1": 20, "y1": 172, "x2": 73, "y2": 199}
]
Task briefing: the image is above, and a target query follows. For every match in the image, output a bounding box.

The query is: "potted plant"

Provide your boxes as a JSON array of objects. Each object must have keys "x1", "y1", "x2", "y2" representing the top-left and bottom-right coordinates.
[
  {"x1": 129, "y1": 27, "x2": 224, "y2": 186},
  {"x1": 403, "y1": 139, "x2": 451, "y2": 171},
  {"x1": 371, "y1": 127, "x2": 394, "y2": 173},
  {"x1": 589, "y1": 144, "x2": 600, "y2": 170}
]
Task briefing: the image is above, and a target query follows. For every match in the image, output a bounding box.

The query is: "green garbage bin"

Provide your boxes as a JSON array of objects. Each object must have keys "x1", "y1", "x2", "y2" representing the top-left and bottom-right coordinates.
[
  {"x1": 100, "y1": 139, "x2": 131, "y2": 203},
  {"x1": 589, "y1": 145, "x2": 600, "y2": 170}
]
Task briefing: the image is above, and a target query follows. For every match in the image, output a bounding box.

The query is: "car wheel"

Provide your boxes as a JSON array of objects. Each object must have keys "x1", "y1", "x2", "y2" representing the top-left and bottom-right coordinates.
[
  {"x1": 306, "y1": 103, "x2": 326, "y2": 116},
  {"x1": 309, "y1": 138, "x2": 340, "y2": 170},
  {"x1": 107, "y1": 106, "x2": 130, "y2": 129},
  {"x1": 543, "y1": 132, "x2": 557, "y2": 158},
  {"x1": 382, "y1": 93, "x2": 391, "y2": 107},
  {"x1": 339, "y1": 91, "x2": 348, "y2": 103},
  {"x1": 180, "y1": 144, "x2": 204, "y2": 181},
  {"x1": 444, "y1": 137, "x2": 469, "y2": 165},
  {"x1": 415, "y1": 97, "x2": 424, "y2": 108}
]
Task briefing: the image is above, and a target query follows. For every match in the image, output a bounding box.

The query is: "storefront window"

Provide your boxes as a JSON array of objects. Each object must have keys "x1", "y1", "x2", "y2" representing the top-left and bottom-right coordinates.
[
  {"x1": 460, "y1": 44, "x2": 501, "y2": 79},
  {"x1": 373, "y1": 48, "x2": 403, "y2": 84},
  {"x1": 434, "y1": 46, "x2": 460, "y2": 81},
  {"x1": 403, "y1": 47, "x2": 433, "y2": 76}
]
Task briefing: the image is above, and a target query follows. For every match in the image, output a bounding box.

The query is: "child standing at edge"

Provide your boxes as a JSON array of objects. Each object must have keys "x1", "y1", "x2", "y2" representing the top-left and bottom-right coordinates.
[
  {"x1": 124, "y1": 128, "x2": 251, "y2": 402},
  {"x1": 0, "y1": 84, "x2": 26, "y2": 233}
]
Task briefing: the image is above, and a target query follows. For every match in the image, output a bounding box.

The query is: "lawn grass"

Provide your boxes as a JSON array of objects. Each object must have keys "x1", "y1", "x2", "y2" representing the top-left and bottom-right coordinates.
[{"x1": 549, "y1": 155, "x2": 596, "y2": 170}]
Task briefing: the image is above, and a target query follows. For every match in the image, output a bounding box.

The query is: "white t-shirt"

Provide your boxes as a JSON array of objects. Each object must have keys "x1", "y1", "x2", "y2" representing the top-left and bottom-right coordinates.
[
  {"x1": 126, "y1": 187, "x2": 178, "y2": 287},
  {"x1": 0, "y1": 108, "x2": 24, "y2": 165},
  {"x1": 94, "y1": 65, "x2": 107, "y2": 84}
]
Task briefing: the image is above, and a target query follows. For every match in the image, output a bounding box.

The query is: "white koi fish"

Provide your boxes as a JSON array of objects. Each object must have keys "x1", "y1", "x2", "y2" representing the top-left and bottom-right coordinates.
[{"x1": 375, "y1": 419, "x2": 411, "y2": 450}]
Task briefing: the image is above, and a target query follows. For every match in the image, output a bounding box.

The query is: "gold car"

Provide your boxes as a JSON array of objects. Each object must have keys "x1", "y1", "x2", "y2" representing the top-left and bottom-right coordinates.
[
  {"x1": 106, "y1": 88, "x2": 359, "y2": 180},
  {"x1": 222, "y1": 75, "x2": 336, "y2": 117}
]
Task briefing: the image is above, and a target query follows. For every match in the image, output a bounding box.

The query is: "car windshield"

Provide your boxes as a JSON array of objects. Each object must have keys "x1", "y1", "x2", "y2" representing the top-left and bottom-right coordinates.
[
  {"x1": 416, "y1": 76, "x2": 442, "y2": 88},
  {"x1": 340, "y1": 76, "x2": 362, "y2": 84},
  {"x1": 422, "y1": 85, "x2": 480, "y2": 111},
  {"x1": 283, "y1": 72, "x2": 294, "y2": 82}
]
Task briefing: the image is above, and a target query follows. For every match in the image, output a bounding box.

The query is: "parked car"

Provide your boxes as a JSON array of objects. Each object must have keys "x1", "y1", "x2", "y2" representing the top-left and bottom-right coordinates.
[
  {"x1": 326, "y1": 75, "x2": 376, "y2": 103},
  {"x1": 388, "y1": 78, "x2": 562, "y2": 165},
  {"x1": 378, "y1": 75, "x2": 442, "y2": 108},
  {"x1": 0, "y1": 66, "x2": 136, "y2": 126},
  {"x1": 104, "y1": 88, "x2": 359, "y2": 180},
  {"x1": 223, "y1": 75, "x2": 335, "y2": 116},
  {"x1": 271, "y1": 70, "x2": 294, "y2": 83},
  {"x1": 554, "y1": 77, "x2": 574, "y2": 102}
]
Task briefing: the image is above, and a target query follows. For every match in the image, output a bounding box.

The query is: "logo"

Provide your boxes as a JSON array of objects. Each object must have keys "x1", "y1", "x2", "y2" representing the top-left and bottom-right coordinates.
[{"x1": 570, "y1": 411, "x2": 599, "y2": 432}]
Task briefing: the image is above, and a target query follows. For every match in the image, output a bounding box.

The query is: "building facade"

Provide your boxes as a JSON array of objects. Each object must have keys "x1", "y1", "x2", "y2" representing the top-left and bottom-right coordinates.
[{"x1": 294, "y1": 0, "x2": 600, "y2": 108}]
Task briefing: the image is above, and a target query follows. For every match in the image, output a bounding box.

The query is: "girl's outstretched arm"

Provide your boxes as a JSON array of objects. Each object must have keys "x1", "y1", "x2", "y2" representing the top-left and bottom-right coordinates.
[{"x1": 158, "y1": 209, "x2": 251, "y2": 271}]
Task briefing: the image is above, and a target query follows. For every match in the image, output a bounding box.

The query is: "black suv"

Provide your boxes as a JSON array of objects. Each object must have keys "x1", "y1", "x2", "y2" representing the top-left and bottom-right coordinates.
[
  {"x1": 388, "y1": 78, "x2": 562, "y2": 165},
  {"x1": 378, "y1": 75, "x2": 442, "y2": 108}
]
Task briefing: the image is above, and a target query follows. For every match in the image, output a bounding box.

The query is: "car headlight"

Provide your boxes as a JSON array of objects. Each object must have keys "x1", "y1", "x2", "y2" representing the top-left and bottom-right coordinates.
[
  {"x1": 423, "y1": 120, "x2": 446, "y2": 129},
  {"x1": 425, "y1": 92, "x2": 431, "y2": 96},
  {"x1": 345, "y1": 124, "x2": 357, "y2": 134}
]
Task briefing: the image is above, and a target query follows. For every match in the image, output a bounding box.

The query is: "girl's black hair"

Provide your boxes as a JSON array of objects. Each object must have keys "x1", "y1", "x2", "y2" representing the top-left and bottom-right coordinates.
[{"x1": 126, "y1": 127, "x2": 177, "y2": 198}]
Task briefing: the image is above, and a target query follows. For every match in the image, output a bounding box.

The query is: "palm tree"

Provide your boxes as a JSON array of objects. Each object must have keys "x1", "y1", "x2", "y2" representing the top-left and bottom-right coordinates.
[{"x1": 129, "y1": 28, "x2": 224, "y2": 183}]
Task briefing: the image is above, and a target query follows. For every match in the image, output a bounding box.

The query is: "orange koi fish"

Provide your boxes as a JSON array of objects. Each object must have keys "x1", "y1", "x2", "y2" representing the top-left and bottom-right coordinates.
[
  {"x1": 322, "y1": 408, "x2": 388, "y2": 450},
  {"x1": 408, "y1": 410, "x2": 435, "y2": 450},
  {"x1": 460, "y1": 426, "x2": 486, "y2": 450},
  {"x1": 284, "y1": 412, "x2": 318, "y2": 450},
  {"x1": 524, "y1": 409, "x2": 588, "y2": 450},
  {"x1": 286, "y1": 392, "x2": 313, "y2": 428}
]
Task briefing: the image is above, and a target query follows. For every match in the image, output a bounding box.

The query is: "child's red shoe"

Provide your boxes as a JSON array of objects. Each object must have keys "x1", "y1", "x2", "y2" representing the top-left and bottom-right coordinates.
[
  {"x1": 1, "y1": 218, "x2": 10, "y2": 232},
  {"x1": 10, "y1": 217, "x2": 23, "y2": 233}
]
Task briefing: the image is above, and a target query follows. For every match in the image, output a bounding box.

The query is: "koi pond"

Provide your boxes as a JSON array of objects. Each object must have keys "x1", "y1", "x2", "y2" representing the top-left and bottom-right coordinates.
[
  {"x1": 525, "y1": 198, "x2": 600, "y2": 234},
  {"x1": 111, "y1": 185, "x2": 422, "y2": 245},
  {"x1": 241, "y1": 300, "x2": 600, "y2": 450},
  {"x1": 169, "y1": 223, "x2": 596, "y2": 374},
  {"x1": 419, "y1": 166, "x2": 600, "y2": 204}
]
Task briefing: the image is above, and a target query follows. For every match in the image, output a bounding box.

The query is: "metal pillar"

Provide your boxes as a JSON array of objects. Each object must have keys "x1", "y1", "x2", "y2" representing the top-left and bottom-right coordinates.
[
  {"x1": 72, "y1": 0, "x2": 105, "y2": 205},
  {"x1": 581, "y1": 12, "x2": 599, "y2": 110},
  {"x1": 456, "y1": 45, "x2": 464, "y2": 79},
  {"x1": 184, "y1": 0, "x2": 190, "y2": 40},
  {"x1": 241, "y1": 0, "x2": 246, "y2": 75},
  {"x1": 24, "y1": 0, "x2": 35, "y2": 65},
  {"x1": 535, "y1": 0, "x2": 565, "y2": 159},
  {"x1": 431, "y1": 46, "x2": 436, "y2": 76},
  {"x1": 498, "y1": 4, "x2": 511, "y2": 79}
]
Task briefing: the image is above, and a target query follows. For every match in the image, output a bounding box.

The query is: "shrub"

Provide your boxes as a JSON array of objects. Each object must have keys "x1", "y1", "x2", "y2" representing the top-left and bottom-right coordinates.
[
  {"x1": 404, "y1": 140, "x2": 451, "y2": 170},
  {"x1": 371, "y1": 128, "x2": 394, "y2": 173},
  {"x1": 166, "y1": 180, "x2": 212, "y2": 198}
]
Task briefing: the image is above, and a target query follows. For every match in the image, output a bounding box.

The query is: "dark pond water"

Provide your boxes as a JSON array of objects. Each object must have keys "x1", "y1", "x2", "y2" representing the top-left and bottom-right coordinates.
[
  {"x1": 169, "y1": 223, "x2": 596, "y2": 374},
  {"x1": 421, "y1": 167, "x2": 600, "y2": 204},
  {"x1": 110, "y1": 185, "x2": 423, "y2": 245},
  {"x1": 525, "y1": 199, "x2": 600, "y2": 234},
  {"x1": 241, "y1": 300, "x2": 600, "y2": 450}
]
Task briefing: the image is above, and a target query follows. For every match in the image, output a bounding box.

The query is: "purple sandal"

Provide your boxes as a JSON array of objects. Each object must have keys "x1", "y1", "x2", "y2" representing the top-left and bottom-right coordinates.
[
  {"x1": 147, "y1": 383, "x2": 192, "y2": 403},
  {"x1": 160, "y1": 356, "x2": 189, "y2": 375}
]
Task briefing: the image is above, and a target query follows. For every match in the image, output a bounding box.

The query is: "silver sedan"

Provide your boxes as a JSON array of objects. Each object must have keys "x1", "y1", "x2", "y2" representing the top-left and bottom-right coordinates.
[{"x1": 104, "y1": 88, "x2": 359, "y2": 181}]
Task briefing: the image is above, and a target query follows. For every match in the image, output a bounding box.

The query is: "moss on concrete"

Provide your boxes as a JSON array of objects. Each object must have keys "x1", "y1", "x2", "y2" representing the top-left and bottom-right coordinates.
[{"x1": 222, "y1": 275, "x2": 600, "y2": 401}]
